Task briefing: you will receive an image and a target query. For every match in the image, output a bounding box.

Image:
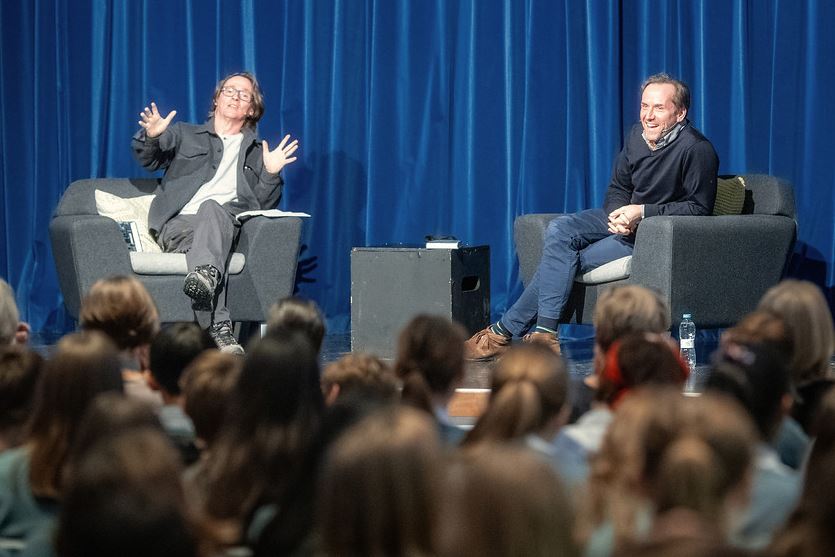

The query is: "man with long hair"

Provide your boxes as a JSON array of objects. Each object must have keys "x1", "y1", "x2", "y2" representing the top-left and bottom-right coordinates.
[{"x1": 132, "y1": 72, "x2": 299, "y2": 354}]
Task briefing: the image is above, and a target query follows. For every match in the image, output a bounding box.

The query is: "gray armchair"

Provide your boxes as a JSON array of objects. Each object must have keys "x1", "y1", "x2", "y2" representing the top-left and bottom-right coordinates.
[
  {"x1": 50, "y1": 178, "x2": 303, "y2": 324},
  {"x1": 513, "y1": 174, "x2": 797, "y2": 328}
]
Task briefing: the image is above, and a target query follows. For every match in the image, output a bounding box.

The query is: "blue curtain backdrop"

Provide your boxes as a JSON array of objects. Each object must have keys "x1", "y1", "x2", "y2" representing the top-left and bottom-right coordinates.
[{"x1": 1, "y1": 0, "x2": 833, "y2": 335}]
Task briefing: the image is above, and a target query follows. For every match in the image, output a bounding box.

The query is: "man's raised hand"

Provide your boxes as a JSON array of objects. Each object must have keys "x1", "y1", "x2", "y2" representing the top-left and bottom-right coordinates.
[
  {"x1": 262, "y1": 134, "x2": 300, "y2": 174},
  {"x1": 138, "y1": 102, "x2": 177, "y2": 138}
]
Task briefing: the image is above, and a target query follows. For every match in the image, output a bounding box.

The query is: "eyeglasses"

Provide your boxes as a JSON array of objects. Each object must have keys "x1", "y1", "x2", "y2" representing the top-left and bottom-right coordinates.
[{"x1": 220, "y1": 86, "x2": 253, "y2": 102}]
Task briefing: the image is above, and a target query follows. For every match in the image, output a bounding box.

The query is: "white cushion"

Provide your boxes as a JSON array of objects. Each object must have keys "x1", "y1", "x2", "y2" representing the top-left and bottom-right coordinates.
[
  {"x1": 95, "y1": 190, "x2": 163, "y2": 253},
  {"x1": 575, "y1": 255, "x2": 632, "y2": 284},
  {"x1": 129, "y1": 252, "x2": 246, "y2": 275}
]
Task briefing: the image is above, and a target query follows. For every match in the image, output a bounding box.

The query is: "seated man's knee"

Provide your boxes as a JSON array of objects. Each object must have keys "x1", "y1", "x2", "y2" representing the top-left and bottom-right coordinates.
[
  {"x1": 196, "y1": 199, "x2": 224, "y2": 216},
  {"x1": 544, "y1": 215, "x2": 574, "y2": 244}
]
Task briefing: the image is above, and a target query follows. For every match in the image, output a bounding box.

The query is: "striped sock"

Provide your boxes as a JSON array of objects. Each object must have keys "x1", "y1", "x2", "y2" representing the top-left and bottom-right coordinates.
[
  {"x1": 490, "y1": 321, "x2": 512, "y2": 338},
  {"x1": 532, "y1": 324, "x2": 558, "y2": 337}
]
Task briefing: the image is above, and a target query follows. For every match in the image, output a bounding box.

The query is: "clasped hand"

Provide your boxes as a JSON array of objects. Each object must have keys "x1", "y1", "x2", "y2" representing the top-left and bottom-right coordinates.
[{"x1": 607, "y1": 204, "x2": 643, "y2": 235}]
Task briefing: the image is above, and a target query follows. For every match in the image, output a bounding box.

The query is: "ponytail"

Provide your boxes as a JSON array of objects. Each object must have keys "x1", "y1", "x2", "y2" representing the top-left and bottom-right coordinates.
[
  {"x1": 463, "y1": 380, "x2": 543, "y2": 446},
  {"x1": 400, "y1": 369, "x2": 435, "y2": 415}
]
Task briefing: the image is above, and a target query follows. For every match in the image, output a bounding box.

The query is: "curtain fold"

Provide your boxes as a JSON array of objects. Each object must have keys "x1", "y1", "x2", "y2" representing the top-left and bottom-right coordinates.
[{"x1": 1, "y1": 0, "x2": 833, "y2": 334}]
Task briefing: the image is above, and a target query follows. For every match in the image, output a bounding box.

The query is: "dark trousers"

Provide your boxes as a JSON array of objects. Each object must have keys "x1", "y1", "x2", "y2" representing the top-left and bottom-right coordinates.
[
  {"x1": 158, "y1": 200, "x2": 240, "y2": 328},
  {"x1": 501, "y1": 208, "x2": 634, "y2": 336}
]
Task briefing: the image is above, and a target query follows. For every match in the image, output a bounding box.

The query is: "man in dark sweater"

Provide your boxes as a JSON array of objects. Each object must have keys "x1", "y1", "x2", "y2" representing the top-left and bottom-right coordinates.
[{"x1": 465, "y1": 73, "x2": 718, "y2": 360}]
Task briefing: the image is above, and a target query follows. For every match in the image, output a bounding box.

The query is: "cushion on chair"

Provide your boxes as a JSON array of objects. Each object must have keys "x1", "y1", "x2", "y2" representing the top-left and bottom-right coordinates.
[
  {"x1": 95, "y1": 190, "x2": 162, "y2": 253},
  {"x1": 129, "y1": 252, "x2": 246, "y2": 275},
  {"x1": 713, "y1": 176, "x2": 746, "y2": 216},
  {"x1": 575, "y1": 255, "x2": 632, "y2": 284}
]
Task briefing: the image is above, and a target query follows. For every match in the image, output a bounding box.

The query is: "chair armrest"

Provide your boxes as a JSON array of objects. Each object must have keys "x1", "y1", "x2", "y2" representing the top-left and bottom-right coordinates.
[
  {"x1": 229, "y1": 217, "x2": 303, "y2": 319},
  {"x1": 514, "y1": 214, "x2": 561, "y2": 286},
  {"x1": 49, "y1": 215, "x2": 134, "y2": 318},
  {"x1": 631, "y1": 214, "x2": 796, "y2": 327}
]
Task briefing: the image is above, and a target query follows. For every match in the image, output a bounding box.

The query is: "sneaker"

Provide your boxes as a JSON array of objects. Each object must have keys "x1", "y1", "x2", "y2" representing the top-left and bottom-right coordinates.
[
  {"x1": 183, "y1": 265, "x2": 221, "y2": 312},
  {"x1": 464, "y1": 326, "x2": 511, "y2": 361},
  {"x1": 522, "y1": 331, "x2": 561, "y2": 355},
  {"x1": 208, "y1": 320, "x2": 244, "y2": 355}
]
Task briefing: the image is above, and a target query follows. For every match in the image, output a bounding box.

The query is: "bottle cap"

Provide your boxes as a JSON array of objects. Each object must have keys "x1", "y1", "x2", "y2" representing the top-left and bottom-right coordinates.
[{"x1": 682, "y1": 313, "x2": 692, "y2": 319}]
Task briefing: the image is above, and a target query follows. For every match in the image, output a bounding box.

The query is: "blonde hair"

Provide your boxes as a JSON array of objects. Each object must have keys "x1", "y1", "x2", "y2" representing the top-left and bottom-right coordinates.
[
  {"x1": 593, "y1": 285, "x2": 670, "y2": 352},
  {"x1": 80, "y1": 276, "x2": 160, "y2": 350},
  {"x1": 757, "y1": 279, "x2": 835, "y2": 383},
  {"x1": 463, "y1": 344, "x2": 567, "y2": 445},
  {"x1": 0, "y1": 279, "x2": 19, "y2": 345}
]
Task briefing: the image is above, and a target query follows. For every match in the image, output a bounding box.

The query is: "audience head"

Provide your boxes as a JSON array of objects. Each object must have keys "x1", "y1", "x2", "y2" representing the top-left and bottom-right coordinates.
[
  {"x1": 56, "y1": 427, "x2": 199, "y2": 557},
  {"x1": 757, "y1": 279, "x2": 835, "y2": 384},
  {"x1": 321, "y1": 352, "x2": 399, "y2": 405},
  {"x1": 180, "y1": 350, "x2": 242, "y2": 449},
  {"x1": 394, "y1": 314, "x2": 467, "y2": 413},
  {"x1": 68, "y1": 393, "x2": 162, "y2": 462},
  {"x1": 597, "y1": 333, "x2": 689, "y2": 407},
  {"x1": 79, "y1": 275, "x2": 160, "y2": 358},
  {"x1": 770, "y1": 388, "x2": 835, "y2": 557},
  {"x1": 266, "y1": 296, "x2": 326, "y2": 354},
  {"x1": 593, "y1": 285, "x2": 670, "y2": 353},
  {"x1": 0, "y1": 278, "x2": 27, "y2": 345},
  {"x1": 439, "y1": 444, "x2": 578, "y2": 557},
  {"x1": 148, "y1": 322, "x2": 215, "y2": 397},
  {"x1": 0, "y1": 346, "x2": 43, "y2": 450},
  {"x1": 318, "y1": 406, "x2": 443, "y2": 557},
  {"x1": 581, "y1": 388, "x2": 756, "y2": 549},
  {"x1": 203, "y1": 333, "x2": 324, "y2": 540},
  {"x1": 464, "y1": 343, "x2": 569, "y2": 446},
  {"x1": 705, "y1": 341, "x2": 791, "y2": 441},
  {"x1": 720, "y1": 309, "x2": 793, "y2": 362},
  {"x1": 27, "y1": 330, "x2": 124, "y2": 498},
  {"x1": 254, "y1": 393, "x2": 395, "y2": 557}
]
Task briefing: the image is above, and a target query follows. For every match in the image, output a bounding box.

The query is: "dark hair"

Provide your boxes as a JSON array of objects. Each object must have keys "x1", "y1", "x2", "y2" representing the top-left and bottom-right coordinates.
[
  {"x1": 705, "y1": 341, "x2": 791, "y2": 441},
  {"x1": 56, "y1": 428, "x2": 199, "y2": 557},
  {"x1": 254, "y1": 394, "x2": 393, "y2": 556},
  {"x1": 266, "y1": 297, "x2": 326, "y2": 353},
  {"x1": 149, "y1": 323, "x2": 215, "y2": 395},
  {"x1": 0, "y1": 346, "x2": 43, "y2": 443},
  {"x1": 181, "y1": 350, "x2": 242, "y2": 447},
  {"x1": 597, "y1": 333, "x2": 689, "y2": 407},
  {"x1": 27, "y1": 331, "x2": 124, "y2": 498},
  {"x1": 393, "y1": 314, "x2": 466, "y2": 414},
  {"x1": 202, "y1": 333, "x2": 324, "y2": 543},
  {"x1": 641, "y1": 73, "x2": 691, "y2": 112},
  {"x1": 67, "y1": 393, "x2": 163, "y2": 471},
  {"x1": 210, "y1": 71, "x2": 265, "y2": 130}
]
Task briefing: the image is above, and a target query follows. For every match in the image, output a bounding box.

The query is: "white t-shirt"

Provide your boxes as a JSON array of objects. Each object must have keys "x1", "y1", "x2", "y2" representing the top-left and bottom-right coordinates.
[{"x1": 179, "y1": 133, "x2": 243, "y2": 215}]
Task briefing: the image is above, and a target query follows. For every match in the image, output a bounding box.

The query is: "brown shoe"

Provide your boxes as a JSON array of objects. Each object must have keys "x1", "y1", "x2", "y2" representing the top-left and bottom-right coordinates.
[
  {"x1": 522, "y1": 331, "x2": 561, "y2": 355},
  {"x1": 464, "y1": 326, "x2": 511, "y2": 361}
]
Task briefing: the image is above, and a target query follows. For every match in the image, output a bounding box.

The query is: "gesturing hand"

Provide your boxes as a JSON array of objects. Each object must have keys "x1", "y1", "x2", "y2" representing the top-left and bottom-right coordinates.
[
  {"x1": 138, "y1": 102, "x2": 177, "y2": 138},
  {"x1": 262, "y1": 134, "x2": 300, "y2": 174}
]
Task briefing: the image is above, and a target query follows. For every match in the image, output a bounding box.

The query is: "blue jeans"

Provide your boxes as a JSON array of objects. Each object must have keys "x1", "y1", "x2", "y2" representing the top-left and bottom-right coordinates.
[{"x1": 501, "y1": 208, "x2": 634, "y2": 336}]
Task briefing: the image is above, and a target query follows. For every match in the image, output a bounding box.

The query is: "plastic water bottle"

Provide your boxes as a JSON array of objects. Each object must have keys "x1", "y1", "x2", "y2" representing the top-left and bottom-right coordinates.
[{"x1": 679, "y1": 313, "x2": 697, "y2": 392}]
